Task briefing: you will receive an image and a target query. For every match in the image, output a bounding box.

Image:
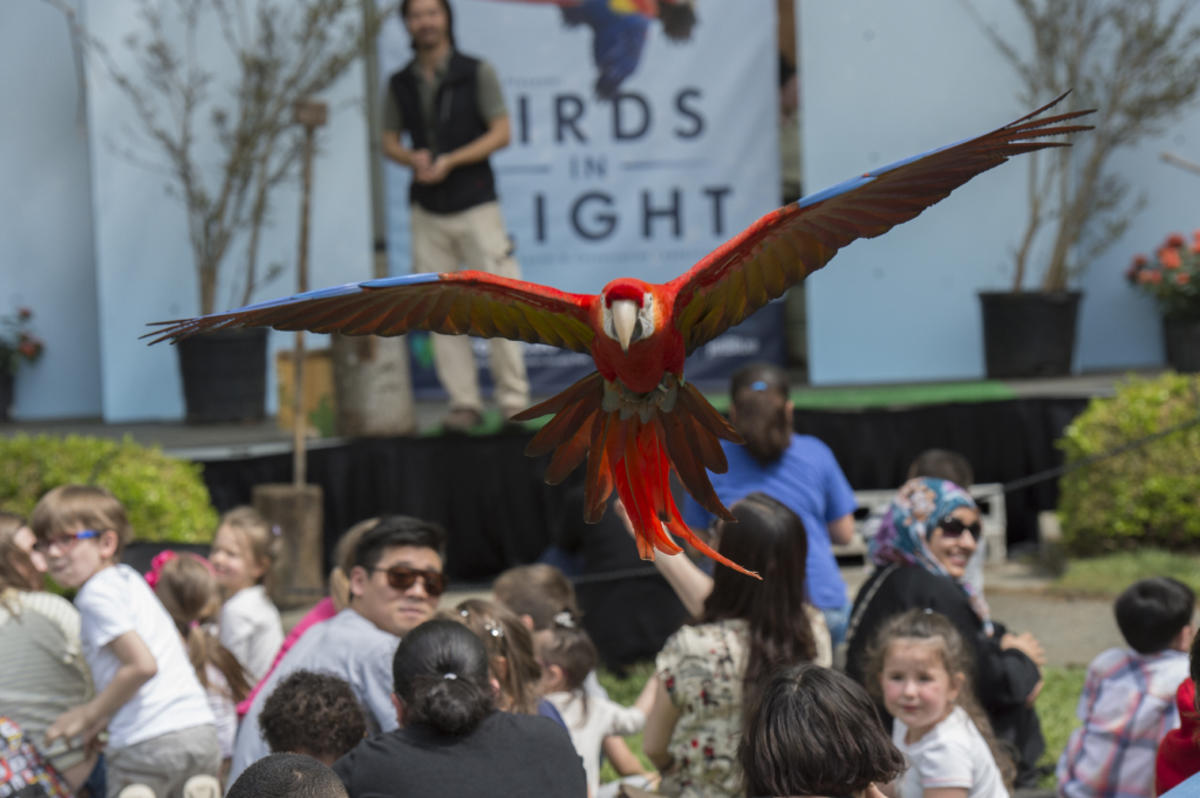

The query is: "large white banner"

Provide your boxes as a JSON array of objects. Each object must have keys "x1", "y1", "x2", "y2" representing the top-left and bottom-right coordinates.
[{"x1": 378, "y1": 0, "x2": 780, "y2": 393}]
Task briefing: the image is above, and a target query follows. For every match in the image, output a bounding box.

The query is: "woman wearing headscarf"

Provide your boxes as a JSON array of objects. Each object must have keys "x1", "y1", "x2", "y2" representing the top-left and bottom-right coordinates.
[{"x1": 842, "y1": 477, "x2": 1047, "y2": 787}]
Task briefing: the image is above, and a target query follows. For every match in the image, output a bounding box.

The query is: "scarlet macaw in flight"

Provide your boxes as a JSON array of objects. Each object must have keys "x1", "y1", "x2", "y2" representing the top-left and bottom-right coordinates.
[{"x1": 147, "y1": 95, "x2": 1092, "y2": 578}]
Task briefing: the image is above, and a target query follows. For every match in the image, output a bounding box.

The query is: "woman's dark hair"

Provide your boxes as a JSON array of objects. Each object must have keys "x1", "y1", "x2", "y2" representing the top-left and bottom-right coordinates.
[
  {"x1": 740, "y1": 663, "x2": 905, "y2": 797},
  {"x1": 702, "y1": 492, "x2": 816, "y2": 717},
  {"x1": 259, "y1": 670, "x2": 368, "y2": 762},
  {"x1": 729, "y1": 363, "x2": 791, "y2": 464},
  {"x1": 392, "y1": 619, "x2": 495, "y2": 736},
  {"x1": 864, "y1": 608, "x2": 1015, "y2": 789}
]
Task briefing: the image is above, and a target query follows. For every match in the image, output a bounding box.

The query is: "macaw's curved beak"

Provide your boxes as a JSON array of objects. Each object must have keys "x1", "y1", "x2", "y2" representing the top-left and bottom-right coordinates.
[{"x1": 611, "y1": 299, "x2": 639, "y2": 352}]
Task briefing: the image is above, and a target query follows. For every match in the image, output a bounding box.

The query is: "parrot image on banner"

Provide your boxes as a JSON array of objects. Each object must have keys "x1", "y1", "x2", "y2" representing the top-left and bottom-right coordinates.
[
  {"x1": 147, "y1": 95, "x2": 1092, "y2": 579},
  {"x1": 486, "y1": 0, "x2": 696, "y2": 98}
]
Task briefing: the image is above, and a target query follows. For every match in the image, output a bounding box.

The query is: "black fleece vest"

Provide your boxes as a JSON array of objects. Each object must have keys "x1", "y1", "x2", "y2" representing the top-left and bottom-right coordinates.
[{"x1": 389, "y1": 52, "x2": 498, "y2": 214}]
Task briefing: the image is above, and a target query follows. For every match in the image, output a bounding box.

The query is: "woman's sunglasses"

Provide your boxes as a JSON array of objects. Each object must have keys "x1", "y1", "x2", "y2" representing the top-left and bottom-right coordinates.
[
  {"x1": 373, "y1": 564, "x2": 446, "y2": 597},
  {"x1": 938, "y1": 516, "x2": 982, "y2": 542}
]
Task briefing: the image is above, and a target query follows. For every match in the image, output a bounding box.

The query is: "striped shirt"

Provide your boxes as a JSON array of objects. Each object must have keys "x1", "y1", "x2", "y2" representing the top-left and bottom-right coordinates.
[
  {"x1": 0, "y1": 589, "x2": 94, "y2": 773},
  {"x1": 1058, "y1": 647, "x2": 1189, "y2": 798}
]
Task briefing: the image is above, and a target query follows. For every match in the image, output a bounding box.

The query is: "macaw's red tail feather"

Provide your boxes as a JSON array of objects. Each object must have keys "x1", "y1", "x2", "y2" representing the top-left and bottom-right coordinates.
[
  {"x1": 512, "y1": 372, "x2": 604, "y2": 422},
  {"x1": 517, "y1": 371, "x2": 754, "y2": 576},
  {"x1": 676, "y1": 382, "x2": 743, "y2": 444},
  {"x1": 660, "y1": 409, "x2": 734, "y2": 522}
]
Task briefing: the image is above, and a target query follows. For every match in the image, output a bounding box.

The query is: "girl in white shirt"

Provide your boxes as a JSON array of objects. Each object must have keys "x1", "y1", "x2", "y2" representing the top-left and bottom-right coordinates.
[
  {"x1": 150, "y1": 551, "x2": 252, "y2": 784},
  {"x1": 537, "y1": 616, "x2": 656, "y2": 797},
  {"x1": 867, "y1": 608, "x2": 1013, "y2": 798},
  {"x1": 209, "y1": 506, "x2": 284, "y2": 682}
]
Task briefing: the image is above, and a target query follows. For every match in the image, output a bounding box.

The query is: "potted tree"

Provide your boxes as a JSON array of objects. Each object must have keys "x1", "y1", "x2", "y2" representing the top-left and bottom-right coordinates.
[
  {"x1": 966, "y1": 0, "x2": 1200, "y2": 378},
  {"x1": 52, "y1": 0, "x2": 388, "y2": 422}
]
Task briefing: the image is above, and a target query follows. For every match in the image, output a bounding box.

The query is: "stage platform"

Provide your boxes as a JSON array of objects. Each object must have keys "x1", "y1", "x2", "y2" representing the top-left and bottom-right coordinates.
[{"x1": 1, "y1": 370, "x2": 1152, "y2": 584}]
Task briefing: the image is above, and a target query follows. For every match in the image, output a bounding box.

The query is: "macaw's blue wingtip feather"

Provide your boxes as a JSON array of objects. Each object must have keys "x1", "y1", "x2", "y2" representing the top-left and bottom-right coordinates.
[{"x1": 361, "y1": 272, "x2": 442, "y2": 289}]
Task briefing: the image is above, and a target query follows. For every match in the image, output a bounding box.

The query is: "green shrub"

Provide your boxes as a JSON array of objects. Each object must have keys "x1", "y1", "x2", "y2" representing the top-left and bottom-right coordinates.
[
  {"x1": 1057, "y1": 372, "x2": 1200, "y2": 554},
  {"x1": 0, "y1": 434, "x2": 218, "y2": 543}
]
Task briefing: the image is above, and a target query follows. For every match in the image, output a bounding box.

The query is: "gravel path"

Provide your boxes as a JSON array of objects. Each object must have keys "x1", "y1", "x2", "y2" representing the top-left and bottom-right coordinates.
[{"x1": 986, "y1": 590, "x2": 1123, "y2": 668}]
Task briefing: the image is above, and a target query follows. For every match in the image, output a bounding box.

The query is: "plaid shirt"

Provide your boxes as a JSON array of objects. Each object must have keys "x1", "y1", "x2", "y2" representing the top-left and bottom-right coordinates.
[{"x1": 1057, "y1": 647, "x2": 1189, "y2": 798}]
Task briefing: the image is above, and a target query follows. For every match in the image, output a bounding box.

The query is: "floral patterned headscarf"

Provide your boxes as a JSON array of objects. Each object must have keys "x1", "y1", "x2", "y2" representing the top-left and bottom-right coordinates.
[{"x1": 869, "y1": 477, "x2": 991, "y2": 629}]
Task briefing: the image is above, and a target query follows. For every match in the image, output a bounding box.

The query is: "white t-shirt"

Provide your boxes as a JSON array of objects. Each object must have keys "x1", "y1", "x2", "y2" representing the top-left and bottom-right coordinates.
[
  {"x1": 894, "y1": 706, "x2": 1009, "y2": 798},
  {"x1": 546, "y1": 690, "x2": 646, "y2": 795},
  {"x1": 218, "y1": 584, "x2": 284, "y2": 683},
  {"x1": 75, "y1": 564, "x2": 214, "y2": 749}
]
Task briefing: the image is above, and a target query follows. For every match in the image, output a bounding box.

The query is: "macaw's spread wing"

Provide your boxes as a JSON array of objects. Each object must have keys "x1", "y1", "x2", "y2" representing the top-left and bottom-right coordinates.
[
  {"x1": 144, "y1": 271, "x2": 597, "y2": 352},
  {"x1": 667, "y1": 93, "x2": 1094, "y2": 354}
]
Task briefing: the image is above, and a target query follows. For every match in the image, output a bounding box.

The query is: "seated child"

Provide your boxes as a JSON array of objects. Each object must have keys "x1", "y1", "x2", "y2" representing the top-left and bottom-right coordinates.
[
  {"x1": 454, "y1": 598, "x2": 560, "y2": 722},
  {"x1": 536, "y1": 616, "x2": 655, "y2": 796},
  {"x1": 740, "y1": 663, "x2": 905, "y2": 798},
  {"x1": 258, "y1": 670, "x2": 367, "y2": 766},
  {"x1": 226, "y1": 752, "x2": 348, "y2": 798},
  {"x1": 210, "y1": 506, "x2": 284, "y2": 683},
  {"x1": 33, "y1": 484, "x2": 220, "y2": 798},
  {"x1": 150, "y1": 551, "x2": 252, "y2": 783},
  {"x1": 867, "y1": 608, "x2": 1012, "y2": 798},
  {"x1": 1157, "y1": 673, "x2": 1200, "y2": 795},
  {"x1": 1058, "y1": 577, "x2": 1194, "y2": 798},
  {"x1": 494, "y1": 563, "x2": 647, "y2": 781}
]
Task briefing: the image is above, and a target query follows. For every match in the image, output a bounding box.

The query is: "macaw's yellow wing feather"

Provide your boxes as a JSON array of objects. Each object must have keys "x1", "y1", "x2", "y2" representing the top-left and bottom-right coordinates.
[
  {"x1": 144, "y1": 271, "x2": 597, "y2": 352},
  {"x1": 516, "y1": 372, "x2": 760, "y2": 579},
  {"x1": 667, "y1": 93, "x2": 1094, "y2": 354}
]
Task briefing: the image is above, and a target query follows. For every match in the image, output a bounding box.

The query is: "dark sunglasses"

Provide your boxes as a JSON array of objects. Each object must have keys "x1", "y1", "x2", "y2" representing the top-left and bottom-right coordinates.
[
  {"x1": 937, "y1": 516, "x2": 982, "y2": 542},
  {"x1": 373, "y1": 565, "x2": 446, "y2": 597}
]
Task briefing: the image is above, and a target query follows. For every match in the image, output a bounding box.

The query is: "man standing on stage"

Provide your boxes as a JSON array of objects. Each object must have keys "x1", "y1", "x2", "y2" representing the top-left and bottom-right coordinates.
[{"x1": 382, "y1": 0, "x2": 530, "y2": 431}]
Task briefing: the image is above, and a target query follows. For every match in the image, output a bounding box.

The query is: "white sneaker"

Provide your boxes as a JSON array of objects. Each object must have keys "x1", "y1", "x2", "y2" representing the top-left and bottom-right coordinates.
[
  {"x1": 182, "y1": 775, "x2": 222, "y2": 798},
  {"x1": 116, "y1": 786, "x2": 156, "y2": 798}
]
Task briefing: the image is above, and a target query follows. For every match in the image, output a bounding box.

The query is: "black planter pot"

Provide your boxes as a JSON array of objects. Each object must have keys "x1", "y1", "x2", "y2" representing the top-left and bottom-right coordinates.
[
  {"x1": 979, "y1": 291, "x2": 1082, "y2": 379},
  {"x1": 176, "y1": 327, "x2": 268, "y2": 423},
  {"x1": 1163, "y1": 317, "x2": 1200, "y2": 373},
  {"x1": 0, "y1": 369, "x2": 12, "y2": 422}
]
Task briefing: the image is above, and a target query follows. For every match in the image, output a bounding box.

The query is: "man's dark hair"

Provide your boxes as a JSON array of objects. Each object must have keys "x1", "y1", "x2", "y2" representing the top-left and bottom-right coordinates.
[
  {"x1": 259, "y1": 671, "x2": 368, "y2": 762},
  {"x1": 352, "y1": 515, "x2": 446, "y2": 573},
  {"x1": 226, "y1": 753, "x2": 348, "y2": 798},
  {"x1": 399, "y1": 0, "x2": 456, "y2": 47},
  {"x1": 1115, "y1": 577, "x2": 1196, "y2": 654},
  {"x1": 740, "y1": 664, "x2": 905, "y2": 797},
  {"x1": 907, "y1": 448, "x2": 975, "y2": 489}
]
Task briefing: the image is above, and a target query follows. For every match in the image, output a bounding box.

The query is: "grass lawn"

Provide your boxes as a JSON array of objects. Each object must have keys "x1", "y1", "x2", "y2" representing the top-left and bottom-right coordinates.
[
  {"x1": 595, "y1": 662, "x2": 1087, "y2": 790},
  {"x1": 1052, "y1": 548, "x2": 1200, "y2": 598}
]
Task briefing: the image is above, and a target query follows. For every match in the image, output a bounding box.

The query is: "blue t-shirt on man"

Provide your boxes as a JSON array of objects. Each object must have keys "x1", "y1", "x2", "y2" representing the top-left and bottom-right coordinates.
[{"x1": 682, "y1": 433, "x2": 857, "y2": 611}]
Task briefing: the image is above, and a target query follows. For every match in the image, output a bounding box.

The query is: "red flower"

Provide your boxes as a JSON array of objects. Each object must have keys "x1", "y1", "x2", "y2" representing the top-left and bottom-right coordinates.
[
  {"x1": 1160, "y1": 247, "x2": 1182, "y2": 270},
  {"x1": 1193, "y1": 230, "x2": 1200, "y2": 254},
  {"x1": 1139, "y1": 270, "x2": 1163, "y2": 285},
  {"x1": 1178, "y1": 272, "x2": 1191, "y2": 286},
  {"x1": 17, "y1": 307, "x2": 32, "y2": 321},
  {"x1": 1166, "y1": 233, "x2": 1185, "y2": 249}
]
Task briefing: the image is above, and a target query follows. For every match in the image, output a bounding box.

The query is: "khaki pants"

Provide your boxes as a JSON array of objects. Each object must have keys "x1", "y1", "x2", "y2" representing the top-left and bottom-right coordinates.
[
  {"x1": 105, "y1": 724, "x2": 220, "y2": 798},
  {"x1": 411, "y1": 200, "x2": 530, "y2": 417}
]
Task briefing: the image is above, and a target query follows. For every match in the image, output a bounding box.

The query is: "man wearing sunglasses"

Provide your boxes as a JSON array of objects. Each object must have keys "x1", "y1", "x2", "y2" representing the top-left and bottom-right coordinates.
[{"x1": 230, "y1": 516, "x2": 447, "y2": 784}]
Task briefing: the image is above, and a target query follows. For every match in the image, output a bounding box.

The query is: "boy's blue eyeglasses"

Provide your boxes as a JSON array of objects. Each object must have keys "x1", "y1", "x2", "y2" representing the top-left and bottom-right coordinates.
[{"x1": 33, "y1": 529, "x2": 101, "y2": 554}]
